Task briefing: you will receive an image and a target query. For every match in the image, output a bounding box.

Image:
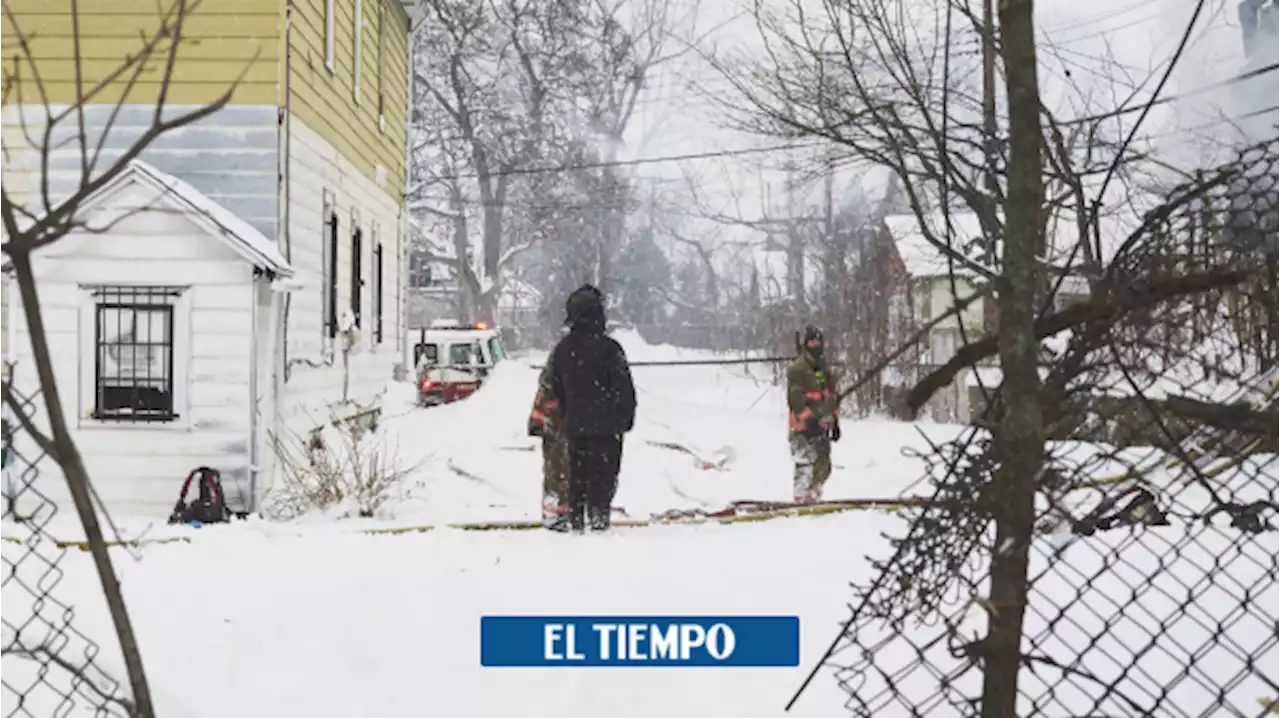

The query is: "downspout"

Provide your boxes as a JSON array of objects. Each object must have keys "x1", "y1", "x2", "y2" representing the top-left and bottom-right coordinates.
[
  {"x1": 401, "y1": 26, "x2": 416, "y2": 374},
  {"x1": 257, "y1": 0, "x2": 294, "y2": 513},
  {"x1": 280, "y1": 0, "x2": 295, "y2": 378},
  {"x1": 248, "y1": 270, "x2": 262, "y2": 511}
]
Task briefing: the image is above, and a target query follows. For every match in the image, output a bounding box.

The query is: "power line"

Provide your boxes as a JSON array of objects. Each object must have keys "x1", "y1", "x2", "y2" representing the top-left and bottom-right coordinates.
[
  {"x1": 1036, "y1": 0, "x2": 1155, "y2": 35},
  {"x1": 1063, "y1": 62, "x2": 1280, "y2": 127},
  {"x1": 430, "y1": 141, "x2": 824, "y2": 181},
  {"x1": 412, "y1": 96, "x2": 1275, "y2": 191}
]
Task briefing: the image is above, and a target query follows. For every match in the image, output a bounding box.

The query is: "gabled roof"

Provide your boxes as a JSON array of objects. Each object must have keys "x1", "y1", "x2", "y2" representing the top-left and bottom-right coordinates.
[
  {"x1": 6, "y1": 160, "x2": 294, "y2": 278},
  {"x1": 883, "y1": 207, "x2": 1140, "y2": 280}
]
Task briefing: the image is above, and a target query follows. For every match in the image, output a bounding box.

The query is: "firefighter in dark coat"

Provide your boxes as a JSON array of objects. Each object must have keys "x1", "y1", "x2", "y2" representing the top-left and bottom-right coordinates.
[
  {"x1": 786, "y1": 326, "x2": 841, "y2": 503},
  {"x1": 528, "y1": 356, "x2": 570, "y2": 531},
  {"x1": 549, "y1": 284, "x2": 638, "y2": 532}
]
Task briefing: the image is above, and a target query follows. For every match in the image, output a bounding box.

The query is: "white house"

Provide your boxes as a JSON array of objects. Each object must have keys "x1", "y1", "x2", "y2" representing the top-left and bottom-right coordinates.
[
  {"x1": 1, "y1": 0, "x2": 426, "y2": 520},
  {"x1": 4, "y1": 161, "x2": 303, "y2": 517}
]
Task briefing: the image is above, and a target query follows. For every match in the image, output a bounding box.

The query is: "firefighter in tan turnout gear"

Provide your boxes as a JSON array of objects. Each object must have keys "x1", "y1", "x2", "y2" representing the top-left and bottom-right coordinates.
[
  {"x1": 786, "y1": 326, "x2": 841, "y2": 504},
  {"x1": 528, "y1": 357, "x2": 571, "y2": 531}
]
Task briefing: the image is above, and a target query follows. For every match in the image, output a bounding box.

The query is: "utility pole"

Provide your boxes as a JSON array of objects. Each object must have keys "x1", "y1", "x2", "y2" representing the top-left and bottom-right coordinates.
[
  {"x1": 784, "y1": 161, "x2": 805, "y2": 313},
  {"x1": 821, "y1": 159, "x2": 837, "y2": 327}
]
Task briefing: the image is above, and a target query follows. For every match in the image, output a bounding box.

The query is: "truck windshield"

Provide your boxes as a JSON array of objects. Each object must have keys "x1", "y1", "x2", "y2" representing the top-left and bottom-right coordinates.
[{"x1": 449, "y1": 343, "x2": 474, "y2": 366}]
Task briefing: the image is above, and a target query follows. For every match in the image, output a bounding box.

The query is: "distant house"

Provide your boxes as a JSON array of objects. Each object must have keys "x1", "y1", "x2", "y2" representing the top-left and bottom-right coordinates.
[
  {"x1": 877, "y1": 212, "x2": 993, "y2": 421},
  {"x1": 496, "y1": 277, "x2": 545, "y2": 347},
  {"x1": 405, "y1": 251, "x2": 465, "y2": 328},
  {"x1": 880, "y1": 209, "x2": 1096, "y2": 421}
]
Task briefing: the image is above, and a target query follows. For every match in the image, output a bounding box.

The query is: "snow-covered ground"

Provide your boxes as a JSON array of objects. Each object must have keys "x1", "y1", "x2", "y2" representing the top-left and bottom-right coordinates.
[
  {"x1": 2, "y1": 331, "x2": 1276, "y2": 717},
  {"x1": 373, "y1": 329, "x2": 958, "y2": 526}
]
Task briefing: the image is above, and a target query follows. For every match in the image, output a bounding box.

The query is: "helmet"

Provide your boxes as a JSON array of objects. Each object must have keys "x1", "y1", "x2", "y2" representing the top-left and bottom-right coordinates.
[
  {"x1": 800, "y1": 325, "x2": 825, "y2": 359},
  {"x1": 564, "y1": 284, "x2": 605, "y2": 327}
]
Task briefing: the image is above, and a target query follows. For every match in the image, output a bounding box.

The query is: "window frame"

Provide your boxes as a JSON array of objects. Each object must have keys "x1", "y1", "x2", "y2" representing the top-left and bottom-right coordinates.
[
  {"x1": 377, "y1": 0, "x2": 386, "y2": 132},
  {"x1": 324, "y1": 0, "x2": 336, "y2": 73},
  {"x1": 78, "y1": 286, "x2": 191, "y2": 430}
]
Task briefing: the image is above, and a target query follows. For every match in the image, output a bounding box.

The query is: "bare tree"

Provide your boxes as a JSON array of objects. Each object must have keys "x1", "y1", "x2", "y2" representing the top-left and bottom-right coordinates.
[
  {"x1": 409, "y1": 0, "x2": 563, "y2": 323},
  {"x1": 567, "y1": 0, "x2": 701, "y2": 290},
  {"x1": 1, "y1": 1, "x2": 250, "y2": 715}
]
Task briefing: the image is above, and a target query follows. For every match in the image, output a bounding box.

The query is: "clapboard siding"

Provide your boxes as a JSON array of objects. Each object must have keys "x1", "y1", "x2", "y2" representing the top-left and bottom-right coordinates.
[
  {"x1": 2, "y1": 104, "x2": 280, "y2": 241},
  {"x1": 287, "y1": 0, "x2": 409, "y2": 200},
  {"x1": 272, "y1": 117, "x2": 405, "y2": 451},
  {"x1": 8, "y1": 182, "x2": 257, "y2": 517},
  {"x1": 0, "y1": 0, "x2": 280, "y2": 106}
]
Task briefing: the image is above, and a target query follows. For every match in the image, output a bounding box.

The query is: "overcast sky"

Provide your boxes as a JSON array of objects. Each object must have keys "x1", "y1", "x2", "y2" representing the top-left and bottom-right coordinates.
[{"x1": 612, "y1": 0, "x2": 1259, "y2": 271}]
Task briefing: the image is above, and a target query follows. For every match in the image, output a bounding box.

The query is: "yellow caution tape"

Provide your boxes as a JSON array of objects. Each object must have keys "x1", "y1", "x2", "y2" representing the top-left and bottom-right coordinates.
[{"x1": 1, "y1": 501, "x2": 915, "y2": 548}]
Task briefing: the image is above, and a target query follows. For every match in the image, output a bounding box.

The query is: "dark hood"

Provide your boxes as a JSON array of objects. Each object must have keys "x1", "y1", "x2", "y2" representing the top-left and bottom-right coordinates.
[
  {"x1": 565, "y1": 284, "x2": 608, "y2": 334},
  {"x1": 569, "y1": 302, "x2": 607, "y2": 334}
]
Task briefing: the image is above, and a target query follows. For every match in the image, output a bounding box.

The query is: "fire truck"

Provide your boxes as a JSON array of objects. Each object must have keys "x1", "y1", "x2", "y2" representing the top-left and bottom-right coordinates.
[{"x1": 409, "y1": 320, "x2": 509, "y2": 406}]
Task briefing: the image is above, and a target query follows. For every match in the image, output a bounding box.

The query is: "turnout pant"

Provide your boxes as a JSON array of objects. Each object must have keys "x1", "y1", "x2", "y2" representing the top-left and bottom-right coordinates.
[
  {"x1": 790, "y1": 432, "x2": 832, "y2": 504},
  {"x1": 567, "y1": 434, "x2": 624, "y2": 531},
  {"x1": 540, "y1": 434, "x2": 570, "y2": 525}
]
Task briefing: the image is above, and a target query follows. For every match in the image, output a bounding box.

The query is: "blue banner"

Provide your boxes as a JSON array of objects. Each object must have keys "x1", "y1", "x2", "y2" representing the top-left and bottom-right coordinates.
[{"x1": 480, "y1": 615, "x2": 800, "y2": 667}]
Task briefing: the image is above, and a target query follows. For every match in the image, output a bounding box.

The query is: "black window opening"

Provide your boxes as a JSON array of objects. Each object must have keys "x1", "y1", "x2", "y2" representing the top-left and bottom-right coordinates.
[
  {"x1": 93, "y1": 286, "x2": 181, "y2": 423},
  {"x1": 351, "y1": 224, "x2": 363, "y2": 329},
  {"x1": 374, "y1": 242, "x2": 384, "y2": 344},
  {"x1": 326, "y1": 210, "x2": 340, "y2": 340}
]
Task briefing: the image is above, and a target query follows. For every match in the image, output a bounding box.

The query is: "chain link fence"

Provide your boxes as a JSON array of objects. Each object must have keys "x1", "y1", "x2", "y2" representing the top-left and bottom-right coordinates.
[
  {"x1": 800, "y1": 142, "x2": 1279, "y2": 716},
  {"x1": 2, "y1": 362, "x2": 133, "y2": 717}
]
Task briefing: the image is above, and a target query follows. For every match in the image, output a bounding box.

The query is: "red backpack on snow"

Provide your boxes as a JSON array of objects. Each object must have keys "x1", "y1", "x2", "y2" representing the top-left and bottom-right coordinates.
[{"x1": 168, "y1": 467, "x2": 232, "y2": 525}]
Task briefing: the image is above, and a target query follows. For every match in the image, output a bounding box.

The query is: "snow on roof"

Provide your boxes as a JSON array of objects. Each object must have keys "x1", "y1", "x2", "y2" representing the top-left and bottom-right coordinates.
[
  {"x1": 883, "y1": 211, "x2": 991, "y2": 279},
  {"x1": 67, "y1": 160, "x2": 296, "y2": 278},
  {"x1": 884, "y1": 207, "x2": 1148, "y2": 280}
]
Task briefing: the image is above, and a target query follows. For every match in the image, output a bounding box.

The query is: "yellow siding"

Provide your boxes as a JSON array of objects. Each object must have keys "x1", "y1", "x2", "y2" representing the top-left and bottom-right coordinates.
[
  {"x1": 288, "y1": 0, "x2": 409, "y2": 199},
  {"x1": 1, "y1": 0, "x2": 280, "y2": 106}
]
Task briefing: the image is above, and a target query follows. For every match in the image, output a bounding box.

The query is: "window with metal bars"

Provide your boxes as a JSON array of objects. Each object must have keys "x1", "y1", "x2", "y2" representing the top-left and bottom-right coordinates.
[
  {"x1": 374, "y1": 240, "x2": 384, "y2": 343},
  {"x1": 351, "y1": 212, "x2": 363, "y2": 329},
  {"x1": 92, "y1": 286, "x2": 180, "y2": 422}
]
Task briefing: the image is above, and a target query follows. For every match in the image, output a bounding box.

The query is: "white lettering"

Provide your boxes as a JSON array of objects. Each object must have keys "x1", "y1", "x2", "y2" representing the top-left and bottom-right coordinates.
[
  {"x1": 706, "y1": 623, "x2": 736, "y2": 660},
  {"x1": 627, "y1": 623, "x2": 646, "y2": 660},
  {"x1": 565, "y1": 624, "x2": 585, "y2": 660},
  {"x1": 544, "y1": 624, "x2": 564, "y2": 660},
  {"x1": 593, "y1": 624, "x2": 616, "y2": 660},
  {"x1": 679, "y1": 624, "x2": 706, "y2": 660},
  {"x1": 650, "y1": 624, "x2": 678, "y2": 660}
]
